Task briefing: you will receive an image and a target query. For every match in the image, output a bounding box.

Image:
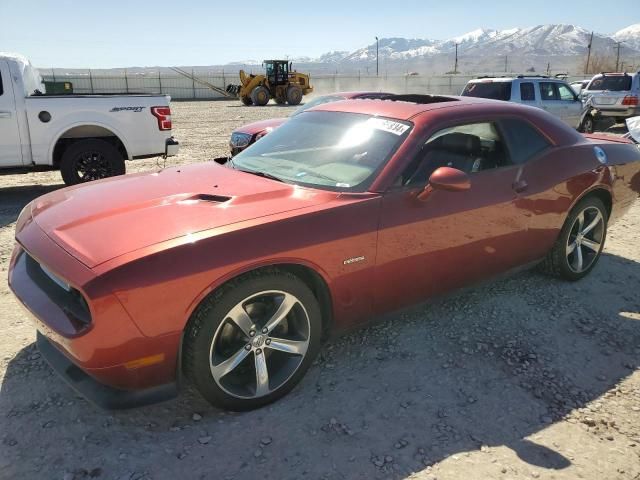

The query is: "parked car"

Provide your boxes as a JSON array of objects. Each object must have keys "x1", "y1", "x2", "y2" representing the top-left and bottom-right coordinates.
[
  {"x1": 570, "y1": 79, "x2": 590, "y2": 97},
  {"x1": 461, "y1": 76, "x2": 582, "y2": 128},
  {"x1": 10, "y1": 95, "x2": 640, "y2": 411},
  {"x1": 0, "y1": 53, "x2": 179, "y2": 185},
  {"x1": 580, "y1": 72, "x2": 640, "y2": 133},
  {"x1": 229, "y1": 91, "x2": 392, "y2": 155}
]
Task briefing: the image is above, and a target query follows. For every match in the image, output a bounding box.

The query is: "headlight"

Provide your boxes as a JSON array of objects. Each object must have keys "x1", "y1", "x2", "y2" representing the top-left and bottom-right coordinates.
[
  {"x1": 15, "y1": 202, "x2": 33, "y2": 235},
  {"x1": 230, "y1": 132, "x2": 252, "y2": 148}
]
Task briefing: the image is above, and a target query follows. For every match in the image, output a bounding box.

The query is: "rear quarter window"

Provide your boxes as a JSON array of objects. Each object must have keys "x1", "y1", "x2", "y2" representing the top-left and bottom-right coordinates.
[
  {"x1": 500, "y1": 119, "x2": 551, "y2": 164},
  {"x1": 462, "y1": 81, "x2": 512, "y2": 101}
]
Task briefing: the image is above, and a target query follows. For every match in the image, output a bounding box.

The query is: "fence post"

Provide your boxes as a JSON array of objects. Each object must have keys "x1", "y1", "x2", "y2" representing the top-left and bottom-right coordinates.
[
  {"x1": 158, "y1": 71, "x2": 163, "y2": 94},
  {"x1": 192, "y1": 68, "x2": 196, "y2": 99},
  {"x1": 222, "y1": 69, "x2": 226, "y2": 93},
  {"x1": 124, "y1": 69, "x2": 129, "y2": 93},
  {"x1": 89, "y1": 69, "x2": 94, "y2": 94},
  {"x1": 52, "y1": 68, "x2": 56, "y2": 83}
]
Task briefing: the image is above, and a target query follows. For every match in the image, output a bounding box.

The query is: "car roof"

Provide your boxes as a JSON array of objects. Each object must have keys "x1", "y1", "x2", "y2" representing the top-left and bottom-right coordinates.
[
  {"x1": 468, "y1": 76, "x2": 567, "y2": 83},
  {"x1": 309, "y1": 95, "x2": 522, "y2": 121}
]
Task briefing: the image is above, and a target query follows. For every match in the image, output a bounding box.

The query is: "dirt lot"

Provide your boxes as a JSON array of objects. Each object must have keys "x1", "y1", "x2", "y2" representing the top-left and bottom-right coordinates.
[{"x1": 1, "y1": 100, "x2": 639, "y2": 480}]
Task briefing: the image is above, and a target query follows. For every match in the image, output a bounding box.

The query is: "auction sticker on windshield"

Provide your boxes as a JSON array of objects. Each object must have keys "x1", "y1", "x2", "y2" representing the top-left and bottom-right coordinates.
[{"x1": 366, "y1": 118, "x2": 410, "y2": 135}]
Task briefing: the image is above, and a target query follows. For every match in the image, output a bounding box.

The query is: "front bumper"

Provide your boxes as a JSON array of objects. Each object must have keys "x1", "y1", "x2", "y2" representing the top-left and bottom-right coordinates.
[
  {"x1": 165, "y1": 137, "x2": 180, "y2": 157},
  {"x1": 37, "y1": 333, "x2": 177, "y2": 409},
  {"x1": 8, "y1": 223, "x2": 182, "y2": 407}
]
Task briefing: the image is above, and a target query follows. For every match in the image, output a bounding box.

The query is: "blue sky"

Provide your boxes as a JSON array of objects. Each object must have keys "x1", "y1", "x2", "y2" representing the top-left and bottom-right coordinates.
[{"x1": 1, "y1": 0, "x2": 637, "y2": 68}]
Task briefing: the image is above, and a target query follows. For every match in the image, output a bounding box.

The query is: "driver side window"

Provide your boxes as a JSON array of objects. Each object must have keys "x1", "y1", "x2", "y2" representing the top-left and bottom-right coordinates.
[{"x1": 399, "y1": 122, "x2": 510, "y2": 186}]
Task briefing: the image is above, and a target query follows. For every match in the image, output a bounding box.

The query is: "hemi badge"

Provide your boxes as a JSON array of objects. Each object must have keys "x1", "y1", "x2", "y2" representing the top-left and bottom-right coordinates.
[{"x1": 343, "y1": 256, "x2": 365, "y2": 265}]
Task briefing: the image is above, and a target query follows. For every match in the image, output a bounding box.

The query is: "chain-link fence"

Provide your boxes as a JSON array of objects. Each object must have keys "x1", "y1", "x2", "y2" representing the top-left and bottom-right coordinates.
[{"x1": 40, "y1": 69, "x2": 595, "y2": 100}]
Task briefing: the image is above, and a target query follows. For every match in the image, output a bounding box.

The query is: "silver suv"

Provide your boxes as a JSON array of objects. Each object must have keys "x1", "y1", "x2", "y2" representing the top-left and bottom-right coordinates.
[
  {"x1": 461, "y1": 76, "x2": 583, "y2": 129},
  {"x1": 581, "y1": 71, "x2": 640, "y2": 122}
]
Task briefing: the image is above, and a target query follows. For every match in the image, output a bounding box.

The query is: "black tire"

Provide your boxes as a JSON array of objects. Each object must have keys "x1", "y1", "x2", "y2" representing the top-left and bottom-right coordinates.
[
  {"x1": 286, "y1": 85, "x2": 303, "y2": 105},
  {"x1": 60, "y1": 138, "x2": 125, "y2": 185},
  {"x1": 274, "y1": 96, "x2": 286, "y2": 105},
  {"x1": 251, "y1": 86, "x2": 270, "y2": 106},
  {"x1": 240, "y1": 95, "x2": 253, "y2": 106},
  {"x1": 183, "y1": 269, "x2": 322, "y2": 411},
  {"x1": 540, "y1": 196, "x2": 608, "y2": 281},
  {"x1": 581, "y1": 115, "x2": 595, "y2": 134}
]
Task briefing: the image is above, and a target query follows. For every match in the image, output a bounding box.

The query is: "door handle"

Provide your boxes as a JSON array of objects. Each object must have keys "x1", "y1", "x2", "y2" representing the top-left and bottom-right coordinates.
[
  {"x1": 0, "y1": 111, "x2": 12, "y2": 119},
  {"x1": 513, "y1": 179, "x2": 528, "y2": 193}
]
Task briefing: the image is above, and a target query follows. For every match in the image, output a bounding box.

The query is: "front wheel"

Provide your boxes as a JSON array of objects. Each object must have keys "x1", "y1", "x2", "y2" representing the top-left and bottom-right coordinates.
[
  {"x1": 59, "y1": 139, "x2": 125, "y2": 185},
  {"x1": 540, "y1": 196, "x2": 608, "y2": 281},
  {"x1": 581, "y1": 115, "x2": 595, "y2": 134},
  {"x1": 183, "y1": 270, "x2": 322, "y2": 411}
]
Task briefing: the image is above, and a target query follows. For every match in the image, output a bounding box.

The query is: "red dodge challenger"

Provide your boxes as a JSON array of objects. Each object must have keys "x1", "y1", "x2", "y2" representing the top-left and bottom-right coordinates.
[
  {"x1": 229, "y1": 91, "x2": 393, "y2": 155},
  {"x1": 9, "y1": 94, "x2": 640, "y2": 411}
]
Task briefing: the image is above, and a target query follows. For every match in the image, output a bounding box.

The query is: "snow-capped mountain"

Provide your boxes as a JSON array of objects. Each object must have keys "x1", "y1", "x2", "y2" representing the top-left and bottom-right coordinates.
[
  {"x1": 222, "y1": 23, "x2": 639, "y2": 75},
  {"x1": 613, "y1": 23, "x2": 640, "y2": 51},
  {"x1": 319, "y1": 24, "x2": 626, "y2": 63}
]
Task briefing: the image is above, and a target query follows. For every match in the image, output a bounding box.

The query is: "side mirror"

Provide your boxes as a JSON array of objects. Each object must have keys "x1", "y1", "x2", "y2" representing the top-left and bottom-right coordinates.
[{"x1": 417, "y1": 167, "x2": 470, "y2": 201}]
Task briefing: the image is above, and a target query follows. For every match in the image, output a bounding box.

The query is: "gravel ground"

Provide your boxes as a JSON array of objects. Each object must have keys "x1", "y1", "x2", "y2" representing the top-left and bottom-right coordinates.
[{"x1": 1, "y1": 100, "x2": 639, "y2": 480}]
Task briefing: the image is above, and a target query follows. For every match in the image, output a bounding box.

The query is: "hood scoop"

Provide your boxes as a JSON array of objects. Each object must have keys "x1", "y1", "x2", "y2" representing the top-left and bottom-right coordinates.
[{"x1": 179, "y1": 194, "x2": 232, "y2": 204}]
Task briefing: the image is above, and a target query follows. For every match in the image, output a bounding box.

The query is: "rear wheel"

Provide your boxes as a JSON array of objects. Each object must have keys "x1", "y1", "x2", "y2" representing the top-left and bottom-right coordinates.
[
  {"x1": 59, "y1": 139, "x2": 125, "y2": 185},
  {"x1": 286, "y1": 85, "x2": 303, "y2": 105},
  {"x1": 540, "y1": 196, "x2": 607, "y2": 281},
  {"x1": 251, "y1": 86, "x2": 270, "y2": 106},
  {"x1": 240, "y1": 96, "x2": 253, "y2": 106},
  {"x1": 274, "y1": 95, "x2": 286, "y2": 105},
  {"x1": 183, "y1": 270, "x2": 322, "y2": 411}
]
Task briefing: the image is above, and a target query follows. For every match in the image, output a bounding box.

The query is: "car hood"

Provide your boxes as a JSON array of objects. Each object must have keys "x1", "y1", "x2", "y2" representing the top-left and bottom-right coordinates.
[
  {"x1": 234, "y1": 118, "x2": 287, "y2": 135},
  {"x1": 29, "y1": 163, "x2": 338, "y2": 268}
]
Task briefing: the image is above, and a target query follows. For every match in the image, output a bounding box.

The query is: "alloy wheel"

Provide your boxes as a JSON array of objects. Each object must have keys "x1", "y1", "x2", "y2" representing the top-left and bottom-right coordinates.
[
  {"x1": 566, "y1": 206, "x2": 604, "y2": 273},
  {"x1": 209, "y1": 290, "x2": 311, "y2": 399},
  {"x1": 75, "y1": 151, "x2": 113, "y2": 181}
]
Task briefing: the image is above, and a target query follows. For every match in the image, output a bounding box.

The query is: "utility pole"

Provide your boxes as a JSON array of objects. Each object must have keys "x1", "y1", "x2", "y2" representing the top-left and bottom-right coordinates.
[
  {"x1": 454, "y1": 43, "x2": 459, "y2": 74},
  {"x1": 375, "y1": 36, "x2": 379, "y2": 77},
  {"x1": 546, "y1": 62, "x2": 551, "y2": 76},
  {"x1": 584, "y1": 31, "x2": 593, "y2": 74},
  {"x1": 615, "y1": 41, "x2": 623, "y2": 71}
]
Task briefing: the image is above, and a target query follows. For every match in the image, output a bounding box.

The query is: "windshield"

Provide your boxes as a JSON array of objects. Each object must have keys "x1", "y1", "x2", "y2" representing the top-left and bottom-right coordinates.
[
  {"x1": 291, "y1": 95, "x2": 346, "y2": 116},
  {"x1": 461, "y1": 81, "x2": 512, "y2": 101},
  {"x1": 232, "y1": 111, "x2": 411, "y2": 191},
  {"x1": 587, "y1": 75, "x2": 632, "y2": 91}
]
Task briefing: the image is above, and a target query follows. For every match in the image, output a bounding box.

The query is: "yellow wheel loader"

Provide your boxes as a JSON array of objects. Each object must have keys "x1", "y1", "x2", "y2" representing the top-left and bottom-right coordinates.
[{"x1": 226, "y1": 60, "x2": 313, "y2": 106}]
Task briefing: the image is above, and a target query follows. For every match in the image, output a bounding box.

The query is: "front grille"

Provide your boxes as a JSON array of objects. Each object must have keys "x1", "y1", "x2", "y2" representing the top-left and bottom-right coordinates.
[{"x1": 23, "y1": 253, "x2": 91, "y2": 329}]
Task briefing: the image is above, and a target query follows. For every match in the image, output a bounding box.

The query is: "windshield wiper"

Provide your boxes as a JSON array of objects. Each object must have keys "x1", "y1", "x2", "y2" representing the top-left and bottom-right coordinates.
[{"x1": 228, "y1": 156, "x2": 285, "y2": 182}]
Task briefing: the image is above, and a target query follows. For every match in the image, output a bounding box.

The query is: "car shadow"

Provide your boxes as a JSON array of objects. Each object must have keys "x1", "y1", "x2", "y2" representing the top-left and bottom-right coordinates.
[
  {"x1": 0, "y1": 252, "x2": 638, "y2": 479},
  {"x1": 0, "y1": 184, "x2": 64, "y2": 228}
]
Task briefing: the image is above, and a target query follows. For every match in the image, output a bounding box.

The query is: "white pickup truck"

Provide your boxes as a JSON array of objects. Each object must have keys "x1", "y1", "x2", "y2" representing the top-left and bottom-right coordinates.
[{"x1": 0, "y1": 53, "x2": 179, "y2": 185}]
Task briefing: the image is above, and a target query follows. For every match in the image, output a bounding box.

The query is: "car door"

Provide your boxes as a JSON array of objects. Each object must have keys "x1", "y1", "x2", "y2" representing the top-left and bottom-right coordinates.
[
  {"x1": 374, "y1": 120, "x2": 530, "y2": 314},
  {"x1": 0, "y1": 59, "x2": 23, "y2": 167},
  {"x1": 556, "y1": 82, "x2": 582, "y2": 128},
  {"x1": 539, "y1": 81, "x2": 569, "y2": 123},
  {"x1": 497, "y1": 117, "x2": 559, "y2": 262}
]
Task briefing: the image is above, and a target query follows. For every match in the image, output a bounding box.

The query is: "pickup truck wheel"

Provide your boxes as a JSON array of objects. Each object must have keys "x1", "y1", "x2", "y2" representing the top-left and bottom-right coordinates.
[
  {"x1": 183, "y1": 270, "x2": 322, "y2": 411},
  {"x1": 60, "y1": 139, "x2": 125, "y2": 185}
]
